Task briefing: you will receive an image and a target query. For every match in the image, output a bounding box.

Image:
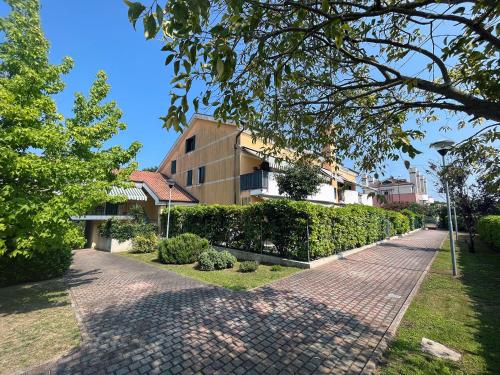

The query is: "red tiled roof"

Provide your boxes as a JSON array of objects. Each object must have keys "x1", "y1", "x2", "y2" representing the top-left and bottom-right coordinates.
[{"x1": 129, "y1": 171, "x2": 198, "y2": 203}]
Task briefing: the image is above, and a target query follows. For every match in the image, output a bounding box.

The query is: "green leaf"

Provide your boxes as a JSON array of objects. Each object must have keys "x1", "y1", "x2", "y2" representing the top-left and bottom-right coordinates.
[
  {"x1": 216, "y1": 59, "x2": 224, "y2": 78},
  {"x1": 321, "y1": 0, "x2": 329, "y2": 12},
  {"x1": 125, "y1": 1, "x2": 146, "y2": 29},
  {"x1": 404, "y1": 160, "x2": 410, "y2": 169},
  {"x1": 165, "y1": 54, "x2": 175, "y2": 66},
  {"x1": 155, "y1": 4, "x2": 164, "y2": 25},
  {"x1": 143, "y1": 14, "x2": 157, "y2": 40},
  {"x1": 193, "y1": 97, "x2": 199, "y2": 113}
]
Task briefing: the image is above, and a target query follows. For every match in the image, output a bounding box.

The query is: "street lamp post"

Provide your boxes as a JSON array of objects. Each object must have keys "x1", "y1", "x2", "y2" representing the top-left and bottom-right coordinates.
[
  {"x1": 430, "y1": 139, "x2": 457, "y2": 276},
  {"x1": 166, "y1": 180, "x2": 175, "y2": 239},
  {"x1": 452, "y1": 201, "x2": 459, "y2": 241}
]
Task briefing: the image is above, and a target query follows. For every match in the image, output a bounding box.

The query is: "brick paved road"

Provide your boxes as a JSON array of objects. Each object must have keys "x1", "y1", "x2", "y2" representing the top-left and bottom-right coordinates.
[{"x1": 44, "y1": 230, "x2": 445, "y2": 375}]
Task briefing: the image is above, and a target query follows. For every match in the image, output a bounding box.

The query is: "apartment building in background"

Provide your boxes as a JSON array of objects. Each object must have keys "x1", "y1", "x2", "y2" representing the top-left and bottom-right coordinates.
[
  {"x1": 362, "y1": 167, "x2": 433, "y2": 206},
  {"x1": 156, "y1": 114, "x2": 372, "y2": 206}
]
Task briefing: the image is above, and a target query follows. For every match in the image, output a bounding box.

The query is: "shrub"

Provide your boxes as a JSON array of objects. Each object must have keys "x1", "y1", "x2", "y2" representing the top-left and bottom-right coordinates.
[
  {"x1": 219, "y1": 250, "x2": 237, "y2": 268},
  {"x1": 477, "y1": 215, "x2": 500, "y2": 250},
  {"x1": 400, "y1": 209, "x2": 423, "y2": 230},
  {"x1": 385, "y1": 210, "x2": 410, "y2": 235},
  {"x1": 161, "y1": 201, "x2": 412, "y2": 261},
  {"x1": 0, "y1": 248, "x2": 73, "y2": 287},
  {"x1": 270, "y1": 265, "x2": 283, "y2": 272},
  {"x1": 99, "y1": 218, "x2": 156, "y2": 243},
  {"x1": 197, "y1": 249, "x2": 236, "y2": 271},
  {"x1": 131, "y1": 234, "x2": 158, "y2": 253},
  {"x1": 197, "y1": 250, "x2": 215, "y2": 271},
  {"x1": 239, "y1": 261, "x2": 259, "y2": 273},
  {"x1": 158, "y1": 233, "x2": 209, "y2": 264}
]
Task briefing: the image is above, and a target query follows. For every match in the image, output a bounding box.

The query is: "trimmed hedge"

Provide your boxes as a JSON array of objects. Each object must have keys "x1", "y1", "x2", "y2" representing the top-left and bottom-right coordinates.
[
  {"x1": 158, "y1": 233, "x2": 209, "y2": 264},
  {"x1": 477, "y1": 215, "x2": 500, "y2": 250},
  {"x1": 0, "y1": 248, "x2": 73, "y2": 287},
  {"x1": 400, "y1": 209, "x2": 423, "y2": 230},
  {"x1": 162, "y1": 201, "x2": 410, "y2": 261}
]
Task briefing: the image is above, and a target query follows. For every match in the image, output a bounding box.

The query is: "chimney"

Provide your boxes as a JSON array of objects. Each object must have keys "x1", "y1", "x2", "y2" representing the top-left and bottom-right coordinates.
[
  {"x1": 409, "y1": 167, "x2": 418, "y2": 193},
  {"x1": 361, "y1": 174, "x2": 368, "y2": 187}
]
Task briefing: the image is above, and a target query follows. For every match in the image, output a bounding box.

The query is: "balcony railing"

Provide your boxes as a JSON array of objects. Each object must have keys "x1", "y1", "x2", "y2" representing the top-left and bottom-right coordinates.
[{"x1": 240, "y1": 170, "x2": 269, "y2": 191}]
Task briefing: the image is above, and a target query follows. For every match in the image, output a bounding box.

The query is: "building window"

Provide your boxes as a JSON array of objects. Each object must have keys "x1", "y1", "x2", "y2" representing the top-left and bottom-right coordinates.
[
  {"x1": 198, "y1": 166, "x2": 205, "y2": 184},
  {"x1": 171, "y1": 160, "x2": 176, "y2": 174},
  {"x1": 185, "y1": 136, "x2": 196, "y2": 153},
  {"x1": 186, "y1": 170, "x2": 193, "y2": 186}
]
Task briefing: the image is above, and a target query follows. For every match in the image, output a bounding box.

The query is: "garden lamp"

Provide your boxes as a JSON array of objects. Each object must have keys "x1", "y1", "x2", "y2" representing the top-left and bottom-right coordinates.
[
  {"x1": 166, "y1": 179, "x2": 175, "y2": 239},
  {"x1": 430, "y1": 139, "x2": 457, "y2": 276}
]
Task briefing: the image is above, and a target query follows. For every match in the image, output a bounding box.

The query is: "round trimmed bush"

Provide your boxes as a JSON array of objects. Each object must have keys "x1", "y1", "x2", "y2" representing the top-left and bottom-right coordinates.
[
  {"x1": 239, "y1": 260, "x2": 259, "y2": 273},
  {"x1": 158, "y1": 233, "x2": 209, "y2": 264},
  {"x1": 197, "y1": 251, "x2": 215, "y2": 271},
  {"x1": 197, "y1": 249, "x2": 237, "y2": 271},
  {"x1": 131, "y1": 233, "x2": 158, "y2": 253}
]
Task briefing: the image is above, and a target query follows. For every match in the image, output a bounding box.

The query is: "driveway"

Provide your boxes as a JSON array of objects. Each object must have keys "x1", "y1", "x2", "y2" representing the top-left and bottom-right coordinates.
[{"x1": 41, "y1": 230, "x2": 445, "y2": 374}]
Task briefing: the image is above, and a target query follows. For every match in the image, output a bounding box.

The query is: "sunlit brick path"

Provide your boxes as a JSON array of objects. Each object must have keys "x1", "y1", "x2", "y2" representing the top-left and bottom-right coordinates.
[{"x1": 35, "y1": 230, "x2": 444, "y2": 374}]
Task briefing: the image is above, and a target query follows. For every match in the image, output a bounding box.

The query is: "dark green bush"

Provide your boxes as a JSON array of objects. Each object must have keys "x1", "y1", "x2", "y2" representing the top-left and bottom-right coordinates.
[
  {"x1": 270, "y1": 265, "x2": 283, "y2": 272},
  {"x1": 162, "y1": 201, "x2": 411, "y2": 261},
  {"x1": 477, "y1": 215, "x2": 500, "y2": 250},
  {"x1": 158, "y1": 233, "x2": 209, "y2": 264},
  {"x1": 0, "y1": 247, "x2": 73, "y2": 287},
  {"x1": 239, "y1": 260, "x2": 259, "y2": 272},
  {"x1": 197, "y1": 249, "x2": 236, "y2": 271},
  {"x1": 99, "y1": 218, "x2": 156, "y2": 243}
]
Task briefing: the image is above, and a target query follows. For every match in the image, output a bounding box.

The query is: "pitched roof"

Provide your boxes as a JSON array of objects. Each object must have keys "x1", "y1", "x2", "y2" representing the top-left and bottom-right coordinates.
[{"x1": 129, "y1": 171, "x2": 198, "y2": 203}]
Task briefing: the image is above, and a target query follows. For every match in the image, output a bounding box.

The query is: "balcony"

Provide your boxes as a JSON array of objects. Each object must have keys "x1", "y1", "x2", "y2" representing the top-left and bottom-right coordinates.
[
  {"x1": 240, "y1": 170, "x2": 338, "y2": 204},
  {"x1": 240, "y1": 170, "x2": 269, "y2": 191}
]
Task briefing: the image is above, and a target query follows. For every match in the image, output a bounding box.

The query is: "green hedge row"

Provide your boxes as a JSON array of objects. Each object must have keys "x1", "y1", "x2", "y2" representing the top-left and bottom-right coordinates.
[
  {"x1": 477, "y1": 215, "x2": 500, "y2": 250},
  {"x1": 161, "y1": 201, "x2": 411, "y2": 261}
]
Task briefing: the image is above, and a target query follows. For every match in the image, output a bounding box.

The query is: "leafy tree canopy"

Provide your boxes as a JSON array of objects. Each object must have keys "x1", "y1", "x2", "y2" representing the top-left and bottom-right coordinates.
[
  {"x1": 142, "y1": 165, "x2": 159, "y2": 171},
  {"x1": 0, "y1": 0, "x2": 141, "y2": 257},
  {"x1": 429, "y1": 155, "x2": 499, "y2": 251},
  {"x1": 126, "y1": 0, "x2": 499, "y2": 173},
  {"x1": 275, "y1": 163, "x2": 324, "y2": 200}
]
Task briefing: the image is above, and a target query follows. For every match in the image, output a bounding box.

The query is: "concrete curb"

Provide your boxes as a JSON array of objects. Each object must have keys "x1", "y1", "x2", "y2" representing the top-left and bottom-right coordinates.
[
  {"x1": 360, "y1": 233, "x2": 447, "y2": 374},
  {"x1": 215, "y1": 228, "x2": 423, "y2": 269}
]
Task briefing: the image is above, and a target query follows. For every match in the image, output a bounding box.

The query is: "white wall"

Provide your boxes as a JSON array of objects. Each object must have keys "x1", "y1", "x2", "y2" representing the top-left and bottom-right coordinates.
[{"x1": 254, "y1": 172, "x2": 338, "y2": 203}]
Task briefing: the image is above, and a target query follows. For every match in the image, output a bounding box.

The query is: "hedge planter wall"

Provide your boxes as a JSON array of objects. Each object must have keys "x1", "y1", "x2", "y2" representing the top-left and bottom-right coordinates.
[
  {"x1": 477, "y1": 215, "x2": 500, "y2": 250},
  {"x1": 162, "y1": 201, "x2": 410, "y2": 262}
]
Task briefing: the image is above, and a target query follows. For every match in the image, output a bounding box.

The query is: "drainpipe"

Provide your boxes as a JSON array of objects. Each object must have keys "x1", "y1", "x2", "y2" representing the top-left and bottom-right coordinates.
[{"x1": 234, "y1": 128, "x2": 245, "y2": 204}]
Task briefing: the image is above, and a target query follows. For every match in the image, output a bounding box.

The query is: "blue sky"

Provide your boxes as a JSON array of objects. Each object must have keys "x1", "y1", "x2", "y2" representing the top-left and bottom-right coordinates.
[{"x1": 1, "y1": 0, "x2": 486, "y2": 201}]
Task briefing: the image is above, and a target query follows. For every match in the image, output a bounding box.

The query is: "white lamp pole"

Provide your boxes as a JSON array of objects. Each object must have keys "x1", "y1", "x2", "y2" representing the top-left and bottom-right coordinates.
[
  {"x1": 430, "y1": 139, "x2": 457, "y2": 276},
  {"x1": 452, "y1": 201, "x2": 459, "y2": 241},
  {"x1": 166, "y1": 180, "x2": 175, "y2": 239}
]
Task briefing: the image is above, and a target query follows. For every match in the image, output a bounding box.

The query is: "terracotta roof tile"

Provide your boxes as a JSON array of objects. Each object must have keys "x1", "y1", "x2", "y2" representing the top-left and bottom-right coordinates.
[{"x1": 129, "y1": 171, "x2": 198, "y2": 203}]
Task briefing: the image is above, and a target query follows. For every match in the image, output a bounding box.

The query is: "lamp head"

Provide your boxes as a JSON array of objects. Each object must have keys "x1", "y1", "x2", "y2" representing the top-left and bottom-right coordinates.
[
  {"x1": 167, "y1": 179, "x2": 175, "y2": 189},
  {"x1": 429, "y1": 139, "x2": 455, "y2": 156}
]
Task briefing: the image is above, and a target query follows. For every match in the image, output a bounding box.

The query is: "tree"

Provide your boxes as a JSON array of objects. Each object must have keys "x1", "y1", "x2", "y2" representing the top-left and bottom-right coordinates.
[
  {"x1": 0, "y1": 0, "x2": 141, "y2": 264},
  {"x1": 125, "y1": 0, "x2": 499, "y2": 172},
  {"x1": 429, "y1": 157, "x2": 499, "y2": 252},
  {"x1": 275, "y1": 163, "x2": 324, "y2": 201},
  {"x1": 142, "y1": 165, "x2": 159, "y2": 172}
]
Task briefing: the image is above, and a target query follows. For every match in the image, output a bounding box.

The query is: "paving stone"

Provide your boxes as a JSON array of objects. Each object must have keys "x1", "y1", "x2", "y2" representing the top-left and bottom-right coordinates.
[{"x1": 34, "y1": 230, "x2": 445, "y2": 375}]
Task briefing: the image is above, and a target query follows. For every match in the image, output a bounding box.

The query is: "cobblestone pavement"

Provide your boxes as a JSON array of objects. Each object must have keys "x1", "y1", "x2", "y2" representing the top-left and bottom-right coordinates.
[{"x1": 43, "y1": 230, "x2": 445, "y2": 375}]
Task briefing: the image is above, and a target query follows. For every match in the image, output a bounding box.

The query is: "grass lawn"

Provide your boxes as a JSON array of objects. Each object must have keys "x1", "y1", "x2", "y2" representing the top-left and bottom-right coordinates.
[
  {"x1": 121, "y1": 252, "x2": 302, "y2": 291},
  {"x1": 380, "y1": 234, "x2": 500, "y2": 374},
  {"x1": 0, "y1": 279, "x2": 80, "y2": 375}
]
